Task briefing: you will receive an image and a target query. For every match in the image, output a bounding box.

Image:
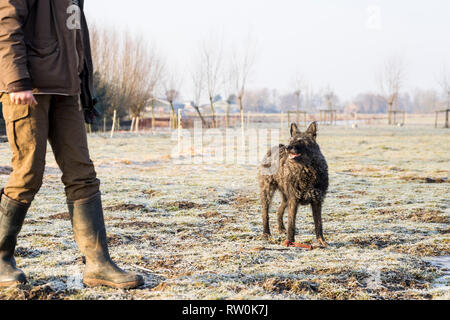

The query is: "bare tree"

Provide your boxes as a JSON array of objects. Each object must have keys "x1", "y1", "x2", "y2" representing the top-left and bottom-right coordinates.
[
  {"x1": 163, "y1": 71, "x2": 182, "y2": 129},
  {"x1": 291, "y1": 73, "x2": 304, "y2": 122},
  {"x1": 222, "y1": 69, "x2": 236, "y2": 128},
  {"x1": 90, "y1": 24, "x2": 163, "y2": 126},
  {"x1": 378, "y1": 56, "x2": 406, "y2": 124},
  {"x1": 201, "y1": 37, "x2": 224, "y2": 128},
  {"x1": 191, "y1": 59, "x2": 207, "y2": 127},
  {"x1": 231, "y1": 34, "x2": 257, "y2": 130},
  {"x1": 324, "y1": 88, "x2": 338, "y2": 110}
]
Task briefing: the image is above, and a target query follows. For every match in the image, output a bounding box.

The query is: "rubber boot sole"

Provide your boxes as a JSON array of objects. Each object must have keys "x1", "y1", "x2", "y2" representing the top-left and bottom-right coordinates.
[{"x1": 83, "y1": 278, "x2": 144, "y2": 289}]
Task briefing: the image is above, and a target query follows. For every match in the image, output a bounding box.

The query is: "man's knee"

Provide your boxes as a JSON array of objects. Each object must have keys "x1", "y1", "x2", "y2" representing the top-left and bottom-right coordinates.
[
  {"x1": 63, "y1": 168, "x2": 100, "y2": 202},
  {"x1": 4, "y1": 168, "x2": 45, "y2": 204}
]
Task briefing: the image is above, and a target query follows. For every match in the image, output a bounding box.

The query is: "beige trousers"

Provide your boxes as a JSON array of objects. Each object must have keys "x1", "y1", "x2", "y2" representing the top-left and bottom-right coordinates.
[{"x1": 0, "y1": 93, "x2": 100, "y2": 204}]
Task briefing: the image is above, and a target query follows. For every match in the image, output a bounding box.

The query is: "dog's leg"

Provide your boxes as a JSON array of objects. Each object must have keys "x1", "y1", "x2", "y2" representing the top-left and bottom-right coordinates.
[
  {"x1": 260, "y1": 183, "x2": 276, "y2": 238},
  {"x1": 312, "y1": 201, "x2": 328, "y2": 247},
  {"x1": 286, "y1": 200, "x2": 298, "y2": 243},
  {"x1": 277, "y1": 194, "x2": 287, "y2": 234},
  {"x1": 282, "y1": 200, "x2": 313, "y2": 250}
]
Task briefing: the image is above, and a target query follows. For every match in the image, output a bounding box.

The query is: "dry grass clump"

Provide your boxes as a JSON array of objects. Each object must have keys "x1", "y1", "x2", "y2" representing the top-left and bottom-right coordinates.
[{"x1": 0, "y1": 284, "x2": 76, "y2": 300}]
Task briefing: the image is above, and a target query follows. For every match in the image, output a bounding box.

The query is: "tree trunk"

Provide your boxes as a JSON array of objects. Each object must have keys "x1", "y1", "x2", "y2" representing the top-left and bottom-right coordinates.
[
  {"x1": 209, "y1": 96, "x2": 216, "y2": 128},
  {"x1": 388, "y1": 101, "x2": 393, "y2": 125},
  {"x1": 239, "y1": 95, "x2": 245, "y2": 149},
  {"x1": 169, "y1": 101, "x2": 176, "y2": 129},
  {"x1": 194, "y1": 106, "x2": 207, "y2": 127},
  {"x1": 225, "y1": 102, "x2": 230, "y2": 128},
  {"x1": 151, "y1": 100, "x2": 155, "y2": 132},
  {"x1": 446, "y1": 92, "x2": 450, "y2": 128}
]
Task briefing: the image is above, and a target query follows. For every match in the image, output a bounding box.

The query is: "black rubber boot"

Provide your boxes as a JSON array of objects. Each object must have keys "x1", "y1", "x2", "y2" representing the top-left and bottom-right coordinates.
[
  {"x1": 68, "y1": 192, "x2": 144, "y2": 289},
  {"x1": 0, "y1": 190, "x2": 30, "y2": 287}
]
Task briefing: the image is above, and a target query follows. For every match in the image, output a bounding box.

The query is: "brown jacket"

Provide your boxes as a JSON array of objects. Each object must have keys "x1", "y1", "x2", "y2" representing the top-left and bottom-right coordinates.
[{"x1": 0, "y1": 0, "x2": 94, "y2": 101}]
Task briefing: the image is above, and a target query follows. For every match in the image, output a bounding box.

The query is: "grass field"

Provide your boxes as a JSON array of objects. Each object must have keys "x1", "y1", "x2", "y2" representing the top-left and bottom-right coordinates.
[{"x1": 0, "y1": 123, "x2": 448, "y2": 300}]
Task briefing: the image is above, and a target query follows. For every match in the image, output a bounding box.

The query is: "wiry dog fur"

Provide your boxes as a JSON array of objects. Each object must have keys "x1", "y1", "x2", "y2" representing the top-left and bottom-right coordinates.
[{"x1": 258, "y1": 122, "x2": 329, "y2": 247}]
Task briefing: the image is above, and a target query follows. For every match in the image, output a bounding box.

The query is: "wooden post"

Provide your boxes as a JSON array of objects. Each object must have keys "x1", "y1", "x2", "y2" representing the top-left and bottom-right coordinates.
[
  {"x1": 240, "y1": 108, "x2": 245, "y2": 149},
  {"x1": 177, "y1": 109, "x2": 182, "y2": 154},
  {"x1": 446, "y1": 109, "x2": 449, "y2": 129},
  {"x1": 103, "y1": 116, "x2": 106, "y2": 133},
  {"x1": 435, "y1": 111, "x2": 438, "y2": 128},
  {"x1": 136, "y1": 117, "x2": 140, "y2": 133},
  {"x1": 130, "y1": 117, "x2": 135, "y2": 132},
  {"x1": 151, "y1": 100, "x2": 155, "y2": 132},
  {"x1": 447, "y1": 92, "x2": 450, "y2": 128},
  {"x1": 110, "y1": 110, "x2": 117, "y2": 138},
  {"x1": 225, "y1": 103, "x2": 230, "y2": 128}
]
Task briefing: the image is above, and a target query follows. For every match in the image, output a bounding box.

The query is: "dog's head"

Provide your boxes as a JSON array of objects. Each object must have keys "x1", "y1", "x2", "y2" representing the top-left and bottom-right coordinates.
[{"x1": 286, "y1": 122, "x2": 318, "y2": 161}]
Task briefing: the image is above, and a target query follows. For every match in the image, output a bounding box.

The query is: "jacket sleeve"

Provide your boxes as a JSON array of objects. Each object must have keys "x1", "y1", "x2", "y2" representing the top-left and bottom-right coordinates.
[{"x1": 0, "y1": 0, "x2": 33, "y2": 92}]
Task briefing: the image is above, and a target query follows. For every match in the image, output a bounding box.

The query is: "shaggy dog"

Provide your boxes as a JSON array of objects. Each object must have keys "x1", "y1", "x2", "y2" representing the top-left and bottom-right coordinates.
[{"x1": 258, "y1": 122, "x2": 329, "y2": 248}]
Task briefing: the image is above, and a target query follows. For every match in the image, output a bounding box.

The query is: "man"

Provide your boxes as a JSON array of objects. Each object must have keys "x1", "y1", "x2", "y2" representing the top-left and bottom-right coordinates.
[{"x1": 0, "y1": 0, "x2": 144, "y2": 289}]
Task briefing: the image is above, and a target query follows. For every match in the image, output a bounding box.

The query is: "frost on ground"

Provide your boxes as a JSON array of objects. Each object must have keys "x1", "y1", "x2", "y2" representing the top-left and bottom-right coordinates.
[{"x1": 0, "y1": 125, "x2": 448, "y2": 300}]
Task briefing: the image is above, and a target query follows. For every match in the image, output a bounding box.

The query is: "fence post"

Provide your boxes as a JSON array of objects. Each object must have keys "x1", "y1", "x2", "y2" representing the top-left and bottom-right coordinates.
[
  {"x1": 130, "y1": 117, "x2": 135, "y2": 132},
  {"x1": 435, "y1": 111, "x2": 438, "y2": 128},
  {"x1": 240, "y1": 108, "x2": 245, "y2": 149},
  {"x1": 152, "y1": 103, "x2": 155, "y2": 132},
  {"x1": 177, "y1": 109, "x2": 182, "y2": 154},
  {"x1": 110, "y1": 110, "x2": 117, "y2": 138}
]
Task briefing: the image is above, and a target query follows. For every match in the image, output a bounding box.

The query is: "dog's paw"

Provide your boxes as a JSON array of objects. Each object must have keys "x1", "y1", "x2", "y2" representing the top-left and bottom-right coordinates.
[
  {"x1": 262, "y1": 233, "x2": 272, "y2": 240},
  {"x1": 315, "y1": 238, "x2": 329, "y2": 248}
]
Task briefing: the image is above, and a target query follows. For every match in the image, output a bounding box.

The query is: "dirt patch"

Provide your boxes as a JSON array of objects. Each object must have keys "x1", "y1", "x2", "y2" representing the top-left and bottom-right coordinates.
[
  {"x1": 399, "y1": 175, "x2": 449, "y2": 183},
  {"x1": 137, "y1": 257, "x2": 184, "y2": 277},
  {"x1": 164, "y1": 201, "x2": 203, "y2": 210},
  {"x1": 48, "y1": 212, "x2": 70, "y2": 220},
  {"x1": 380, "y1": 269, "x2": 430, "y2": 291},
  {"x1": 406, "y1": 209, "x2": 448, "y2": 224},
  {"x1": 105, "y1": 203, "x2": 153, "y2": 213},
  {"x1": 350, "y1": 235, "x2": 405, "y2": 249},
  {"x1": 143, "y1": 189, "x2": 160, "y2": 197},
  {"x1": 231, "y1": 195, "x2": 259, "y2": 209},
  {"x1": 0, "y1": 284, "x2": 74, "y2": 300},
  {"x1": 392, "y1": 241, "x2": 450, "y2": 257},
  {"x1": 262, "y1": 278, "x2": 319, "y2": 295},
  {"x1": 107, "y1": 234, "x2": 140, "y2": 246},
  {"x1": 15, "y1": 247, "x2": 44, "y2": 258},
  {"x1": 113, "y1": 220, "x2": 162, "y2": 229},
  {"x1": 199, "y1": 210, "x2": 221, "y2": 219}
]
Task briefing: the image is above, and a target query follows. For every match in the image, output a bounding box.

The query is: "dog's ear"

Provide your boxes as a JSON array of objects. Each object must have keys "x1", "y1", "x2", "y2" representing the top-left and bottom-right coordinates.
[
  {"x1": 306, "y1": 122, "x2": 317, "y2": 139},
  {"x1": 290, "y1": 123, "x2": 300, "y2": 137}
]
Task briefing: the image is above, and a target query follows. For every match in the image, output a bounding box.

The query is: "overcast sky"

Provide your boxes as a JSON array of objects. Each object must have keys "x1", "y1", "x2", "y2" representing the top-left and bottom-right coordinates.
[{"x1": 85, "y1": 0, "x2": 450, "y2": 101}]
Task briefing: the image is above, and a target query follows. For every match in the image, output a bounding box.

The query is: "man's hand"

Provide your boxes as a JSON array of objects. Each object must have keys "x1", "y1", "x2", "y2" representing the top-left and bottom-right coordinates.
[{"x1": 9, "y1": 91, "x2": 38, "y2": 105}]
